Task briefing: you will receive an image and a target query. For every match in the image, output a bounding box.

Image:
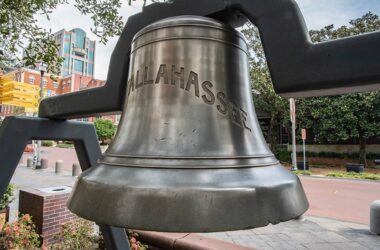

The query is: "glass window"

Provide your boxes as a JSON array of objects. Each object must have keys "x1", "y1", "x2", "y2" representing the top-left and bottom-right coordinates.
[
  {"x1": 89, "y1": 51, "x2": 94, "y2": 61},
  {"x1": 29, "y1": 76, "x2": 35, "y2": 84},
  {"x1": 42, "y1": 78, "x2": 47, "y2": 87},
  {"x1": 63, "y1": 42, "x2": 70, "y2": 54},
  {"x1": 74, "y1": 29, "x2": 86, "y2": 49},
  {"x1": 63, "y1": 57, "x2": 69, "y2": 68},
  {"x1": 74, "y1": 59, "x2": 84, "y2": 73},
  {"x1": 53, "y1": 81, "x2": 59, "y2": 88},
  {"x1": 88, "y1": 64, "x2": 93, "y2": 75}
]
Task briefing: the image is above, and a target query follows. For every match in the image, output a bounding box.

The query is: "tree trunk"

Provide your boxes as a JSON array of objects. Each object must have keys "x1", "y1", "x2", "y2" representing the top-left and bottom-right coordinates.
[
  {"x1": 359, "y1": 137, "x2": 367, "y2": 167},
  {"x1": 269, "y1": 117, "x2": 279, "y2": 153}
]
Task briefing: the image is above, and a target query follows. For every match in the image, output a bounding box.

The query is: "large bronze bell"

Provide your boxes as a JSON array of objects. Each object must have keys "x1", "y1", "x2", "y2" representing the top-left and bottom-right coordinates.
[{"x1": 68, "y1": 16, "x2": 308, "y2": 232}]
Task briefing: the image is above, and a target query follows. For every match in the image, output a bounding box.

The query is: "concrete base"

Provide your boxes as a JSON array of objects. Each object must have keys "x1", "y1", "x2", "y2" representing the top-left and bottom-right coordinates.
[{"x1": 370, "y1": 200, "x2": 380, "y2": 235}]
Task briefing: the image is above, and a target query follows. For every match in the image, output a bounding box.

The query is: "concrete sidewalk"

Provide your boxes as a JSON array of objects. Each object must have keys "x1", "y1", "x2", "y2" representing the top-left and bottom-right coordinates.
[
  {"x1": 202, "y1": 216, "x2": 379, "y2": 249},
  {"x1": 8, "y1": 165, "x2": 380, "y2": 250}
]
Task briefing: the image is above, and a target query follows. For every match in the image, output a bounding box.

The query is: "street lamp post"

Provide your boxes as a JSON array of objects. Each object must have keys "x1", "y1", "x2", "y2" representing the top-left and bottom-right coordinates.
[{"x1": 33, "y1": 63, "x2": 46, "y2": 168}]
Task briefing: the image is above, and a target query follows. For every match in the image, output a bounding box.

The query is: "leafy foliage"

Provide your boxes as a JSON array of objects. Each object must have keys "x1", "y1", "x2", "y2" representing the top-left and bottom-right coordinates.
[
  {"x1": 94, "y1": 118, "x2": 116, "y2": 144},
  {"x1": 42, "y1": 140, "x2": 54, "y2": 147},
  {"x1": 0, "y1": 0, "x2": 170, "y2": 74},
  {"x1": 241, "y1": 24, "x2": 289, "y2": 152},
  {"x1": 0, "y1": 214, "x2": 40, "y2": 249},
  {"x1": 52, "y1": 220, "x2": 101, "y2": 249},
  {"x1": 127, "y1": 230, "x2": 148, "y2": 250},
  {"x1": 0, "y1": 184, "x2": 15, "y2": 210},
  {"x1": 327, "y1": 172, "x2": 380, "y2": 181},
  {"x1": 298, "y1": 12, "x2": 380, "y2": 166},
  {"x1": 293, "y1": 170, "x2": 312, "y2": 176}
]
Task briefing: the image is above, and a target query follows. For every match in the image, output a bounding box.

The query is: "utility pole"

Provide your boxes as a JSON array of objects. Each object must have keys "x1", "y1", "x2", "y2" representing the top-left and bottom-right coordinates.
[
  {"x1": 290, "y1": 98, "x2": 297, "y2": 170},
  {"x1": 33, "y1": 63, "x2": 46, "y2": 168}
]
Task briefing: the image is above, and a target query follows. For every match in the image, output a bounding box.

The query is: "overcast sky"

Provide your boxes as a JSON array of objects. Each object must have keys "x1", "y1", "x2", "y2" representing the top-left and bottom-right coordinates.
[{"x1": 36, "y1": 0, "x2": 380, "y2": 80}]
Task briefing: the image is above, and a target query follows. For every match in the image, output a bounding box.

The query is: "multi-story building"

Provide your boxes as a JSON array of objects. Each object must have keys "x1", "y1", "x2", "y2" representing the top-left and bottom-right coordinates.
[
  {"x1": 0, "y1": 28, "x2": 121, "y2": 123},
  {"x1": 53, "y1": 28, "x2": 96, "y2": 77}
]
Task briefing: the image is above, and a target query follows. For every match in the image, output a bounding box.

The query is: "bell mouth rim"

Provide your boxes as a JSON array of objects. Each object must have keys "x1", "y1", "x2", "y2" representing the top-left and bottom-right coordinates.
[{"x1": 68, "y1": 164, "x2": 309, "y2": 232}]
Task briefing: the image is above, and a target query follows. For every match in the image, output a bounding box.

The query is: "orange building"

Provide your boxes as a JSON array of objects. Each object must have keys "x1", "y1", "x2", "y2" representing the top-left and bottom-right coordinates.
[{"x1": 0, "y1": 68, "x2": 120, "y2": 124}]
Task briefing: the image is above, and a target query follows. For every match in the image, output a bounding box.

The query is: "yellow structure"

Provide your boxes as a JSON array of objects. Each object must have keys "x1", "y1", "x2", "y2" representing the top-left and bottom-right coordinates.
[{"x1": 0, "y1": 78, "x2": 40, "y2": 112}]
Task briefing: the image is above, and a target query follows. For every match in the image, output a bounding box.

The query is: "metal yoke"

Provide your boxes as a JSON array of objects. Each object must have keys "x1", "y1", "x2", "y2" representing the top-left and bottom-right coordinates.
[
  {"x1": 38, "y1": 0, "x2": 380, "y2": 119},
  {"x1": 0, "y1": 117, "x2": 130, "y2": 250}
]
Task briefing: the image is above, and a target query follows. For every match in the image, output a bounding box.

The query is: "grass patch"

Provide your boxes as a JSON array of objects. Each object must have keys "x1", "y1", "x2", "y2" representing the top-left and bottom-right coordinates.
[
  {"x1": 327, "y1": 171, "x2": 380, "y2": 181},
  {"x1": 56, "y1": 143, "x2": 74, "y2": 149},
  {"x1": 293, "y1": 170, "x2": 312, "y2": 176},
  {"x1": 42, "y1": 140, "x2": 54, "y2": 147}
]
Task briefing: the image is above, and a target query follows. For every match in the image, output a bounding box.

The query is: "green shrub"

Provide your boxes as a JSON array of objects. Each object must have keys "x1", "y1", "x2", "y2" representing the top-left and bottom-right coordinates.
[
  {"x1": 42, "y1": 140, "x2": 54, "y2": 147},
  {"x1": 52, "y1": 220, "x2": 101, "y2": 249},
  {"x1": 293, "y1": 170, "x2": 311, "y2": 176},
  {"x1": 0, "y1": 184, "x2": 15, "y2": 210},
  {"x1": 296, "y1": 151, "x2": 380, "y2": 160},
  {"x1": 0, "y1": 214, "x2": 40, "y2": 249},
  {"x1": 276, "y1": 148, "x2": 291, "y2": 162},
  {"x1": 56, "y1": 143, "x2": 74, "y2": 149},
  {"x1": 94, "y1": 119, "x2": 116, "y2": 145},
  {"x1": 311, "y1": 164, "x2": 327, "y2": 168}
]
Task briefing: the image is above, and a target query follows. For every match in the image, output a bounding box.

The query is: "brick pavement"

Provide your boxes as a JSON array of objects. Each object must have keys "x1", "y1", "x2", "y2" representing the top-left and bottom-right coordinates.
[{"x1": 8, "y1": 164, "x2": 380, "y2": 250}]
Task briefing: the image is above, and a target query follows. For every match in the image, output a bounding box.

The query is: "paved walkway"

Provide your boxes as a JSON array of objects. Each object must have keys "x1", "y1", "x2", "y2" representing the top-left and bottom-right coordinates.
[
  {"x1": 8, "y1": 164, "x2": 380, "y2": 250},
  {"x1": 202, "y1": 216, "x2": 379, "y2": 249}
]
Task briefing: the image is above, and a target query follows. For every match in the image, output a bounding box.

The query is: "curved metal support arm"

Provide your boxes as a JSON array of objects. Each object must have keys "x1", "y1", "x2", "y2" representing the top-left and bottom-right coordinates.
[
  {"x1": 232, "y1": 0, "x2": 380, "y2": 97},
  {"x1": 0, "y1": 116, "x2": 130, "y2": 250},
  {"x1": 39, "y1": 0, "x2": 380, "y2": 119}
]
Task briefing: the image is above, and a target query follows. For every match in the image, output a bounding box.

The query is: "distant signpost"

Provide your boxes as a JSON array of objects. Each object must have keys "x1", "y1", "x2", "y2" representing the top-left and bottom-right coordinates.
[
  {"x1": 301, "y1": 129, "x2": 307, "y2": 171},
  {"x1": 0, "y1": 79, "x2": 40, "y2": 112}
]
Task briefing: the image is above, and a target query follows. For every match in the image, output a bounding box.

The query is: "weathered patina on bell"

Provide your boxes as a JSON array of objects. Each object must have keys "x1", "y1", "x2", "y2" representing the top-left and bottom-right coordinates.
[{"x1": 68, "y1": 16, "x2": 308, "y2": 232}]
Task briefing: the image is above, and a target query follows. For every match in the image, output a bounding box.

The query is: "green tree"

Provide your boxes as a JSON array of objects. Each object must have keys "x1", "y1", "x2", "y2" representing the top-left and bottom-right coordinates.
[
  {"x1": 298, "y1": 12, "x2": 380, "y2": 166},
  {"x1": 0, "y1": 0, "x2": 166, "y2": 74},
  {"x1": 94, "y1": 118, "x2": 116, "y2": 145},
  {"x1": 241, "y1": 25, "x2": 289, "y2": 153}
]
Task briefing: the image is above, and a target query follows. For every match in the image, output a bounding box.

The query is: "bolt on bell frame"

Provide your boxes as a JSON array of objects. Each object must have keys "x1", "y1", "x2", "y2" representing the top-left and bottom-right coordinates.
[{"x1": 1, "y1": 0, "x2": 380, "y2": 249}]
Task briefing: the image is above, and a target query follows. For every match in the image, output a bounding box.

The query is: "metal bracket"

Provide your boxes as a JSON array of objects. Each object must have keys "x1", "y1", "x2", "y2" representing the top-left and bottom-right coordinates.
[{"x1": 0, "y1": 116, "x2": 130, "y2": 250}]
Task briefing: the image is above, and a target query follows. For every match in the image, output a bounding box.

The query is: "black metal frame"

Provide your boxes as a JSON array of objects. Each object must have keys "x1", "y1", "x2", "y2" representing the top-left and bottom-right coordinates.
[
  {"x1": 0, "y1": 116, "x2": 130, "y2": 250},
  {"x1": 39, "y1": 0, "x2": 380, "y2": 119}
]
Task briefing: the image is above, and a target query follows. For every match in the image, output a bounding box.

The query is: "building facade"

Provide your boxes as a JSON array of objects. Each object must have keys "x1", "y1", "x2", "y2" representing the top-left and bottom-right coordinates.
[
  {"x1": 54, "y1": 28, "x2": 95, "y2": 77},
  {"x1": 0, "y1": 69, "x2": 106, "y2": 118},
  {"x1": 0, "y1": 28, "x2": 121, "y2": 123}
]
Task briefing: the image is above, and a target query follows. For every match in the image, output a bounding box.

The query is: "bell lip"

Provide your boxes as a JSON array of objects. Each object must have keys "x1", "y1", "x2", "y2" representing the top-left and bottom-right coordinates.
[{"x1": 68, "y1": 163, "x2": 309, "y2": 232}]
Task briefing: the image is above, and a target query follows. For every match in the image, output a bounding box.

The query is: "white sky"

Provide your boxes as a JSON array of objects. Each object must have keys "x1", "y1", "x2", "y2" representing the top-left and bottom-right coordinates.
[{"x1": 36, "y1": 0, "x2": 380, "y2": 80}]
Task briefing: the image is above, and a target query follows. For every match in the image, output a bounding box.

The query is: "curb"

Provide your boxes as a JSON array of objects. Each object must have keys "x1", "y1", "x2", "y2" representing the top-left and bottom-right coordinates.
[{"x1": 135, "y1": 231, "x2": 255, "y2": 250}]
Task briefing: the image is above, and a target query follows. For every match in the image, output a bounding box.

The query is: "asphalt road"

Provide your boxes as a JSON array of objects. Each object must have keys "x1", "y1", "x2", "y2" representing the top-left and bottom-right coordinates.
[
  {"x1": 300, "y1": 176, "x2": 380, "y2": 224},
  {"x1": 21, "y1": 147, "x2": 380, "y2": 225}
]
